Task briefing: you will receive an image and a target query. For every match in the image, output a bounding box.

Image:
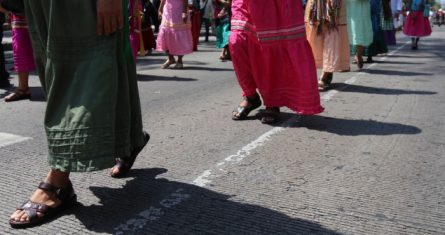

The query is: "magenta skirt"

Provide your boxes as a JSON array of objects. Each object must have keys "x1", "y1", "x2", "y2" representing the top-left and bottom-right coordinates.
[
  {"x1": 12, "y1": 15, "x2": 36, "y2": 73},
  {"x1": 403, "y1": 11, "x2": 432, "y2": 37},
  {"x1": 230, "y1": 0, "x2": 323, "y2": 115}
]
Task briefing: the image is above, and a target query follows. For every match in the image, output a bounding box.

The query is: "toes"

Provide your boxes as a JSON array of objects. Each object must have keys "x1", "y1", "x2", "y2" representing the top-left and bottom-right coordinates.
[
  {"x1": 10, "y1": 210, "x2": 26, "y2": 222},
  {"x1": 10, "y1": 210, "x2": 22, "y2": 220},
  {"x1": 110, "y1": 167, "x2": 117, "y2": 174}
]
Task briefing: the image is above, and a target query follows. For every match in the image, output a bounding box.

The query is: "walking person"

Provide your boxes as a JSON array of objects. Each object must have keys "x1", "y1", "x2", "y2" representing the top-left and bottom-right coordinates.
[
  {"x1": 347, "y1": 0, "x2": 373, "y2": 69},
  {"x1": 367, "y1": 0, "x2": 388, "y2": 62},
  {"x1": 305, "y1": 0, "x2": 350, "y2": 91},
  {"x1": 215, "y1": 0, "x2": 231, "y2": 61},
  {"x1": 230, "y1": 0, "x2": 324, "y2": 124},
  {"x1": 156, "y1": 0, "x2": 193, "y2": 69},
  {"x1": 381, "y1": 0, "x2": 397, "y2": 46},
  {"x1": 0, "y1": 10, "x2": 10, "y2": 88},
  {"x1": 9, "y1": 0, "x2": 149, "y2": 228},
  {"x1": 200, "y1": 0, "x2": 214, "y2": 42},
  {"x1": 129, "y1": 0, "x2": 148, "y2": 59},
  {"x1": 141, "y1": 0, "x2": 157, "y2": 55},
  {"x1": 3, "y1": 13, "x2": 36, "y2": 102},
  {"x1": 152, "y1": 0, "x2": 161, "y2": 32},
  {"x1": 190, "y1": 0, "x2": 201, "y2": 51},
  {"x1": 403, "y1": 0, "x2": 432, "y2": 49}
]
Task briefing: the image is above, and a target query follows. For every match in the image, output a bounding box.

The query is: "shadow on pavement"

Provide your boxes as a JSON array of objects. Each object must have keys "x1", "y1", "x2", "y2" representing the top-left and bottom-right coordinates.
[
  {"x1": 181, "y1": 66, "x2": 233, "y2": 72},
  {"x1": 331, "y1": 83, "x2": 437, "y2": 95},
  {"x1": 380, "y1": 61, "x2": 425, "y2": 65},
  {"x1": 137, "y1": 74, "x2": 198, "y2": 82},
  {"x1": 364, "y1": 69, "x2": 433, "y2": 76},
  {"x1": 295, "y1": 116, "x2": 421, "y2": 136},
  {"x1": 74, "y1": 168, "x2": 341, "y2": 234}
]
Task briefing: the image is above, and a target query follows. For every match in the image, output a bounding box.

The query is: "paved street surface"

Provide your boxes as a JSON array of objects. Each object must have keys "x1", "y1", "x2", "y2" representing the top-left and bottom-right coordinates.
[{"x1": 0, "y1": 26, "x2": 444, "y2": 235}]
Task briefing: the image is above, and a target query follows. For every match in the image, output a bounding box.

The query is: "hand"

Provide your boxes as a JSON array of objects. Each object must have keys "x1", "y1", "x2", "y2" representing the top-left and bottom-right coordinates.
[
  {"x1": 0, "y1": 5, "x2": 11, "y2": 14},
  {"x1": 96, "y1": 0, "x2": 124, "y2": 36},
  {"x1": 182, "y1": 12, "x2": 187, "y2": 23},
  {"x1": 158, "y1": 11, "x2": 163, "y2": 20}
]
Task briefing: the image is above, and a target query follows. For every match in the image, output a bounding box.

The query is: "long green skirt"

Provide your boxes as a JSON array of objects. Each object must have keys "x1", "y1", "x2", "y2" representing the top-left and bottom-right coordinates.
[{"x1": 24, "y1": 0, "x2": 145, "y2": 172}]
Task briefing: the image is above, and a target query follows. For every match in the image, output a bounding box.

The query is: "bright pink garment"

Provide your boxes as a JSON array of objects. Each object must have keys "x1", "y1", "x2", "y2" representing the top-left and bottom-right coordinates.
[
  {"x1": 229, "y1": 0, "x2": 323, "y2": 115},
  {"x1": 11, "y1": 14, "x2": 35, "y2": 73},
  {"x1": 403, "y1": 11, "x2": 432, "y2": 37},
  {"x1": 156, "y1": 0, "x2": 193, "y2": 55},
  {"x1": 129, "y1": 0, "x2": 141, "y2": 59}
]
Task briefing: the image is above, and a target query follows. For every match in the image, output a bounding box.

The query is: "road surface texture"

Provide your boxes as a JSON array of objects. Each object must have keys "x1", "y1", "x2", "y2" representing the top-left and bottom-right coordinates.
[{"x1": 0, "y1": 27, "x2": 444, "y2": 234}]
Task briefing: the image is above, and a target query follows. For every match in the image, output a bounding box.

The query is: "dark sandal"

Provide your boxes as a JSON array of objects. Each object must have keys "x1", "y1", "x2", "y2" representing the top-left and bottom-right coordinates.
[
  {"x1": 232, "y1": 93, "x2": 262, "y2": 120},
  {"x1": 9, "y1": 181, "x2": 77, "y2": 229},
  {"x1": 318, "y1": 73, "x2": 333, "y2": 91},
  {"x1": 110, "y1": 131, "x2": 150, "y2": 178},
  {"x1": 4, "y1": 88, "x2": 31, "y2": 102},
  {"x1": 261, "y1": 107, "x2": 280, "y2": 124}
]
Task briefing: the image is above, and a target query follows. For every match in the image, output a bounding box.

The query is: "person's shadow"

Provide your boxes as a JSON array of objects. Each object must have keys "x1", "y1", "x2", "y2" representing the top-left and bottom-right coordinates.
[
  {"x1": 74, "y1": 168, "x2": 342, "y2": 234},
  {"x1": 294, "y1": 116, "x2": 421, "y2": 136},
  {"x1": 330, "y1": 83, "x2": 437, "y2": 96}
]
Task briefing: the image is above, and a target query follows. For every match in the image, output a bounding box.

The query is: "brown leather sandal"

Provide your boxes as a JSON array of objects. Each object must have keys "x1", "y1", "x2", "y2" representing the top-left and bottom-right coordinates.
[
  {"x1": 110, "y1": 131, "x2": 150, "y2": 178},
  {"x1": 9, "y1": 181, "x2": 77, "y2": 229},
  {"x1": 4, "y1": 88, "x2": 31, "y2": 102},
  {"x1": 318, "y1": 73, "x2": 333, "y2": 91}
]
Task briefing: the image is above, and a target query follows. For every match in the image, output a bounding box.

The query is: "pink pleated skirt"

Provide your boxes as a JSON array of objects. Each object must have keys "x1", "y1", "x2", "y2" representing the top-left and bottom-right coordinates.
[
  {"x1": 403, "y1": 11, "x2": 432, "y2": 37},
  {"x1": 156, "y1": 0, "x2": 193, "y2": 55},
  {"x1": 230, "y1": 0, "x2": 323, "y2": 115}
]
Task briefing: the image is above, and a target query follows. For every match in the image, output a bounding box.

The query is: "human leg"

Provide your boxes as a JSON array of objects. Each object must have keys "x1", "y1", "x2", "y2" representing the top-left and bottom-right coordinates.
[
  {"x1": 356, "y1": 45, "x2": 365, "y2": 69},
  {"x1": 161, "y1": 53, "x2": 176, "y2": 68},
  {"x1": 9, "y1": 170, "x2": 75, "y2": 228},
  {"x1": 174, "y1": 55, "x2": 184, "y2": 69},
  {"x1": 0, "y1": 18, "x2": 10, "y2": 88},
  {"x1": 4, "y1": 72, "x2": 31, "y2": 102},
  {"x1": 229, "y1": 31, "x2": 261, "y2": 120}
]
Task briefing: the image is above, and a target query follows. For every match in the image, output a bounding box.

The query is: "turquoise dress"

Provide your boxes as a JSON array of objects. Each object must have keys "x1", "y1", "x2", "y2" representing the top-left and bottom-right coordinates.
[
  {"x1": 215, "y1": 3, "x2": 231, "y2": 48},
  {"x1": 347, "y1": 0, "x2": 373, "y2": 46}
]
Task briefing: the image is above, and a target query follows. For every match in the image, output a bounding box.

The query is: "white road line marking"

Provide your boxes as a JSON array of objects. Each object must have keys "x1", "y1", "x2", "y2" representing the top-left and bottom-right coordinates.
[
  {"x1": 0, "y1": 132, "x2": 32, "y2": 148},
  {"x1": 114, "y1": 40, "x2": 410, "y2": 234}
]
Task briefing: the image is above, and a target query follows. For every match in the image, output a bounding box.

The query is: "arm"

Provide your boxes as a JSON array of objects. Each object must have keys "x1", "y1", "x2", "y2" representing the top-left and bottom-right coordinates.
[
  {"x1": 96, "y1": 0, "x2": 124, "y2": 36},
  {"x1": 218, "y1": 0, "x2": 231, "y2": 8},
  {"x1": 158, "y1": 0, "x2": 166, "y2": 19},
  {"x1": 182, "y1": 0, "x2": 188, "y2": 23},
  {"x1": 0, "y1": 5, "x2": 10, "y2": 14}
]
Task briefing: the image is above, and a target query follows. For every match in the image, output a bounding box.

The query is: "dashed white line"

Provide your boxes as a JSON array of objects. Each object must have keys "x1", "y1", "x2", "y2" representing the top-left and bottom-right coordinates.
[
  {"x1": 0, "y1": 132, "x2": 32, "y2": 148},
  {"x1": 114, "y1": 40, "x2": 410, "y2": 234}
]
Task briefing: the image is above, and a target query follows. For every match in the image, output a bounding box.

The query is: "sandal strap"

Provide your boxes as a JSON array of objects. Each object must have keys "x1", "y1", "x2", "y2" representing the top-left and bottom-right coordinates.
[
  {"x1": 38, "y1": 182, "x2": 60, "y2": 194},
  {"x1": 38, "y1": 181, "x2": 74, "y2": 202},
  {"x1": 17, "y1": 201, "x2": 52, "y2": 222}
]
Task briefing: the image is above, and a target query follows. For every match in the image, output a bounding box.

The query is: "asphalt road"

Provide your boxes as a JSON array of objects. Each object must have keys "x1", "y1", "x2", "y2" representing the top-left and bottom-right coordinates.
[{"x1": 0, "y1": 26, "x2": 444, "y2": 235}]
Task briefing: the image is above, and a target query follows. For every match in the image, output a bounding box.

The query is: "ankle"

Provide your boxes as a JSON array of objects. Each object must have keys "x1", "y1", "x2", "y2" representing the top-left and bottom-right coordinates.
[{"x1": 44, "y1": 170, "x2": 70, "y2": 188}]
